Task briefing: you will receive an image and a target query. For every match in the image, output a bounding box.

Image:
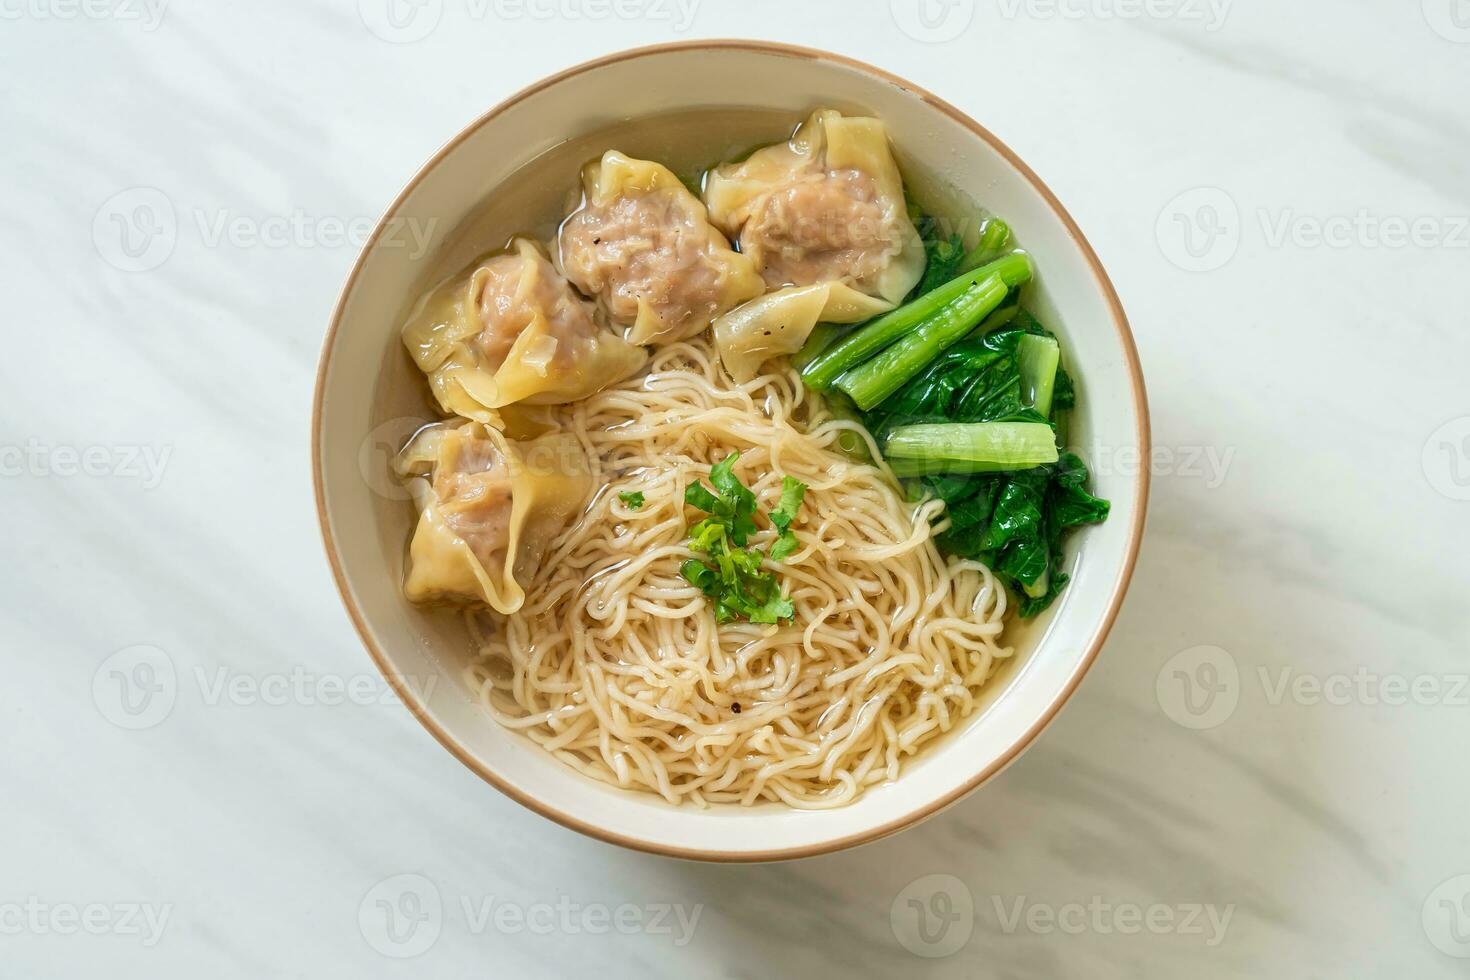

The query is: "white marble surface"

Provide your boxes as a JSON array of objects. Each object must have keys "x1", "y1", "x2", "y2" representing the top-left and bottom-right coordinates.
[{"x1": 3, "y1": 1, "x2": 1468, "y2": 975}]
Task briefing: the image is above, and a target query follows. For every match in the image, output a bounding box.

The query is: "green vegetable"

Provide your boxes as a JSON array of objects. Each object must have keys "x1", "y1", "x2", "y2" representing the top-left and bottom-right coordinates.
[
  {"x1": 790, "y1": 322, "x2": 845, "y2": 373},
  {"x1": 799, "y1": 252, "x2": 1033, "y2": 391},
  {"x1": 880, "y1": 317, "x2": 1108, "y2": 614},
  {"x1": 962, "y1": 217, "x2": 1011, "y2": 271},
  {"x1": 1016, "y1": 334, "x2": 1060, "y2": 418},
  {"x1": 935, "y1": 452, "x2": 1109, "y2": 616},
  {"x1": 680, "y1": 453, "x2": 809, "y2": 624},
  {"x1": 1052, "y1": 362, "x2": 1076, "y2": 412},
  {"x1": 973, "y1": 289, "x2": 1021, "y2": 338},
  {"x1": 910, "y1": 213, "x2": 968, "y2": 299},
  {"x1": 863, "y1": 316, "x2": 1041, "y2": 445},
  {"x1": 884, "y1": 422, "x2": 1060, "y2": 476},
  {"x1": 847, "y1": 300, "x2": 1107, "y2": 616},
  {"x1": 617, "y1": 491, "x2": 645, "y2": 510},
  {"x1": 789, "y1": 204, "x2": 1107, "y2": 617},
  {"x1": 834, "y1": 272, "x2": 1009, "y2": 410}
]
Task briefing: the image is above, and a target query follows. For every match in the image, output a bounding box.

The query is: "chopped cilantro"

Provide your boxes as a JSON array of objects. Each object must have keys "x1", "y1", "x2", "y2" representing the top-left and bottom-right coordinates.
[
  {"x1": 769, "y1": 477, "x2": 807, "y2": 530},
  {"x1": 767, "y1": 476, "x2": 808, "y2": 560},
  {"x1": 679, "y1": 452, "x2": 808, "y2": 625}
]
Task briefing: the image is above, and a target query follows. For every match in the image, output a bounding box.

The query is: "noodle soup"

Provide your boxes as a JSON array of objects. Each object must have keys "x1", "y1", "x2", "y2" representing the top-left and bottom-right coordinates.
[{"x1": 377, "y1": 105, "x2": 1110, "y2": 809}]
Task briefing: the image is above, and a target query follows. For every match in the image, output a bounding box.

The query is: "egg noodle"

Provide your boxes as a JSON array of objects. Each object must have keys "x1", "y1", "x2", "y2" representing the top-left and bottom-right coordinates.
[{"x1": 464, "y1": 336, "x2": 1012, "y2": 808}]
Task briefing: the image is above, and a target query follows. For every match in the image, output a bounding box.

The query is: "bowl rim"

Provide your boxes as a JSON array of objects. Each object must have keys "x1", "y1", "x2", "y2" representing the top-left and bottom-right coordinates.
[{"x1": 312, "y1": 38, "x2": 1151, "y2": 863}]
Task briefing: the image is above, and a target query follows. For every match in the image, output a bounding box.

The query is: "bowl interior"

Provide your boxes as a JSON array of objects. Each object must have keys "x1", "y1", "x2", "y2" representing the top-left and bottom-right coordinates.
[{"x1": 316, "y1": 43, "x2": 1145, "y2": 860}]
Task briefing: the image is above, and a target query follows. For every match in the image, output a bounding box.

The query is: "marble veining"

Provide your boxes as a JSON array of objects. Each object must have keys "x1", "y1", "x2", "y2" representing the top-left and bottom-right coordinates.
[{"x1": 3, "y1": 2, "x2": 1466, "y2": 976}]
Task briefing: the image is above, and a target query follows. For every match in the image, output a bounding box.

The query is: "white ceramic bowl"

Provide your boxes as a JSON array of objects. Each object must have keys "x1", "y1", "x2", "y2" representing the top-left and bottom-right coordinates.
[{"x1": 314, "y1": 41, "x2": 1149, "y2": 862}]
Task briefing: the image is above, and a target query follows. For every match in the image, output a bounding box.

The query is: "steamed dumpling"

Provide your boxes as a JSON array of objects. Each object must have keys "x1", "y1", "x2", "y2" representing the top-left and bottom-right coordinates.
[
  {"x1": 558, "y1": 151, "x2": 764, "y2": 345},
  {"x1": 393, "y1": 420, "x2": 592, "y2": 613},
  {"x1": 402, "y1": 238, "x2": 647, "y2": 422},
  {"x1": 704, "y1": 110, "x2": 925, "y2": 305},
  {"x1": 713, "y1": 282, "x2": 892, "y2": 383}
]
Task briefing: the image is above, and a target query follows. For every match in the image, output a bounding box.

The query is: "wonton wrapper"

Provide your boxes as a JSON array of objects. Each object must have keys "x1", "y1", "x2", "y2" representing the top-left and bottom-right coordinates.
[
  {"x1": 713, "y1": 282, "x2": 892, "y2": 383},
  {"x1": 704, "y1": 109, "x2": 925, "y2": 305},
  {"x1": 402, "y1": 239, "x2": 647, "y2": 422},
  {"x1": 558, "y1": 151, "x2": 764, "y2": 345},
  {"x1": 393, "y1": 419, "x2": 592, "y2": 614}
]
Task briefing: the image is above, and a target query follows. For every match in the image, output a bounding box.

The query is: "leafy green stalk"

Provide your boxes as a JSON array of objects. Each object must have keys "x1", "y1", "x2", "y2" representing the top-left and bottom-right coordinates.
[
  {"x1": 790, "y1": 322, "x2": 844, "y2": 373},
  {"x1": 834, "y1": 273, "x2": 1010, "y2": 410},
  {"x1": 972, "y1": 290, "x2": 1021, "y2": 338},
  {"x1": 799, "y1": 252, "x2": 1033, "y2": 390},
  {"x1": 863, "y1": 316, "x2": 1047, "y2": 445},
  {"x1": 1016, "y1": 334, "x2": 1061, "y2": 418},
  {"x1": 962, "y1": 217, "x2": 1011, "y2": 271},
  {"x1": 884, "y1": 422, "x2": 1060, "y2": 476}
]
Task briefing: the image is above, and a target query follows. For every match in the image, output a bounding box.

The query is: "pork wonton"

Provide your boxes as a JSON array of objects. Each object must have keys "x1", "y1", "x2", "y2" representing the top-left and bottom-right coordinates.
[
  {"x1": 704, "y1": 109, "x2": 924, "y2": 305},
  {"x1": 402, "y1": 238, "x2": 647, "y2": 422},
  {"x1": 558, "y1": 151, "x2": 764, "y2": 345},
  {"x1": 394, "y1": 420, "x2": 592, "y2": 613}
]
